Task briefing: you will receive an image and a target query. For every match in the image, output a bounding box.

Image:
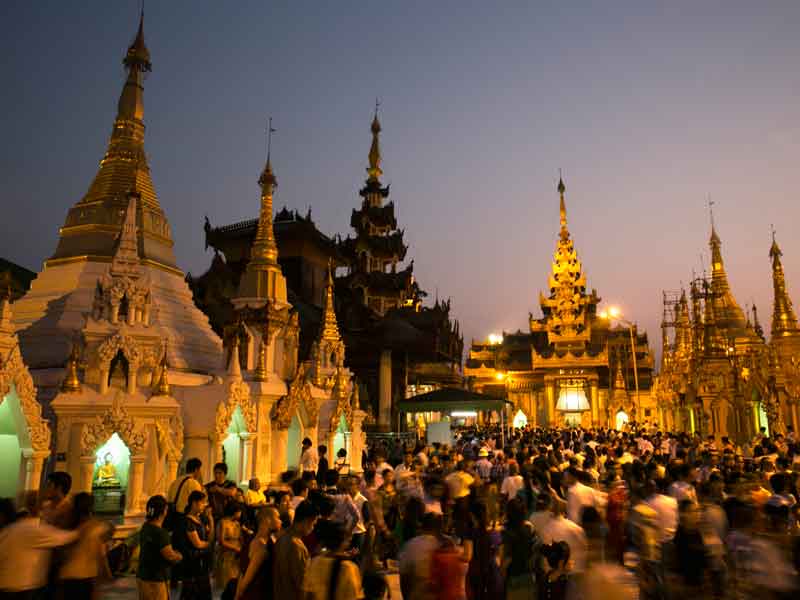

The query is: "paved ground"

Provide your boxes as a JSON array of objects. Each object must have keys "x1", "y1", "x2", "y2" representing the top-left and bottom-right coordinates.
[{"x1": 99, "y1": 569, "x2": 402, "y2": 599}]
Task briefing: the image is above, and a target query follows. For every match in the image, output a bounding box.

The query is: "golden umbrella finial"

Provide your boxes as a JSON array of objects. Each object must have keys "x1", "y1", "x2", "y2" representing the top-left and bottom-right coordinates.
[
  {"x1": 154, "y1": 342, "x2": 171, "y2": 396},
  {"x1": 61, "y1": 338, "x2": 82, "y2": 393}
]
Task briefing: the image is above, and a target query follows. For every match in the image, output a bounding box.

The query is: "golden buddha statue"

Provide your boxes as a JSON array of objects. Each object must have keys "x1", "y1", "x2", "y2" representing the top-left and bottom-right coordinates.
[{"x1": 94, "y1": 453, "x2": 120, "y2": 487}]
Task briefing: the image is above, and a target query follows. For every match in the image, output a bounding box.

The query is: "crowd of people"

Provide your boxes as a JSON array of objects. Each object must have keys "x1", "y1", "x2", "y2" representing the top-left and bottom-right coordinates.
[{"x1": 4, "y1": 423, "x2": 800, "y2": 599}]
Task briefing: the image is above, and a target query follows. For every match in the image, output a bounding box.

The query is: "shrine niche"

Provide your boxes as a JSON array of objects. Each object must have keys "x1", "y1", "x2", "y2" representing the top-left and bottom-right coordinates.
[{"x1": 0, "y1": 343, "x2": 52, "y2": 497}]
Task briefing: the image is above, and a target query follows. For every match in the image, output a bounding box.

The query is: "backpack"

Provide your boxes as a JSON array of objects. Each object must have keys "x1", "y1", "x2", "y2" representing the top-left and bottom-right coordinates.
[{"x1": 164, "y1": 475, "x2": 191, "y2": 531}]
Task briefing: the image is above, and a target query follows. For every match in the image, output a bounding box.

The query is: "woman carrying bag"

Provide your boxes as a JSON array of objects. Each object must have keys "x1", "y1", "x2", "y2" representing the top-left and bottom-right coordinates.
[{"x1": 137, "y1": 495, "x2": 183, "y2": 600}]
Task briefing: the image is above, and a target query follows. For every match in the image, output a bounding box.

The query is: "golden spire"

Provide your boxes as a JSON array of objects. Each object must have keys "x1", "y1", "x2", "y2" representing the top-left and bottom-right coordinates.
[
  {"x1": 753, "y1": 304, "x2": 765, "y2": 340},
  {"x1": 60, "y1": 341, "x2": 82, "y2": 393},
  {"x1": 558, "y1": 174, "x2": 568, "y2": 239},
  {"x1": 49, "y1": 11, "x2": 176, "y2": 269},
  {"x1": 154, "y1": 344, "x2": 171, "y2": 396},
  {"x1": 770, "y1": 229, "x2": 799, "y2": 337},
  {"x1": 228, "y1": 333, "x2": 242, "y2": 379},
  {"x1": 702, "y1": 279, "x2": 725, "y2": 355},
  {"x1": 366, "y1": 100, "x2": 383, "y2": 182},
  {"x1": 540, "y1": 174, "x2": 591, "y2": 343},
  {"x1": 613, "y1": 361, "x2": 627, "y2": 391},
  {"x1": 706, "y1": 206, "x2": 747, "y2": 331},
  {"x1": 319, "y1": 259, "x2": 342, "y2": 344},
  {"x1": 236, "y1": 119, "x2": 285, "y2": 301},
  {"x1": 675, "y1": 289, "x2": 692, "y2": 353}
]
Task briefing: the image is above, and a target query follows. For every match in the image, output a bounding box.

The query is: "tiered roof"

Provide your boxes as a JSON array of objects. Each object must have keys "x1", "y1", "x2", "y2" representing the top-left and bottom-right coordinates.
[{"x1": 49, "y1": 13, "x2": 176, "y2": 270}]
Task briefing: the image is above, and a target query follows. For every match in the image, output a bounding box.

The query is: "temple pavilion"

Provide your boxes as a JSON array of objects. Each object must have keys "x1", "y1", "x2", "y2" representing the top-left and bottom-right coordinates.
[{"x1": 465, "y1": 179, "x2": 656, "y2": 429}]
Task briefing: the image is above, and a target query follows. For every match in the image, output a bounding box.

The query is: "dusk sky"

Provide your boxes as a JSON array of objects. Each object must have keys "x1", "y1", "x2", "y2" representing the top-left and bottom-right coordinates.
[{"x1": 2, "y1": 1, "x2": 799, "y2": 356}]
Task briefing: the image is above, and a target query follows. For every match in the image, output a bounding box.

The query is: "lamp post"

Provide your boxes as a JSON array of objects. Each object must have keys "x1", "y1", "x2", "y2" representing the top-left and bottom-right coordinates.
[{"x1": 600, "y1": 307, "x2": 641, "y2": 422}]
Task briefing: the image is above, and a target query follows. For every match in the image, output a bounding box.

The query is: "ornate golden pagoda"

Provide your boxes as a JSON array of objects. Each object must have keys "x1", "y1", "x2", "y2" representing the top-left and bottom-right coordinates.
[
  {"x1": 536, "y1": 177, "x2": 597, "y2": 348},
  {"x1": 235, "y1": 154, "x2": 287, "y2": 303},
  {"x1": 656, "y1": 217, "x2": 800, "y2": 441},
  {"x1": 466, "y1": 177, "x2": 656, "y2": 429},
  {"x1": 320, "y1": 260, "x2": 342, "y2": 344},
  {"x1": 48, "y1": 12, "x2": 176, "y2": 270},
  {"x1": 708, "y1": 221, "x2": 747, "y2": 332},
  {"x1": 770, "y1": 232, "x2": 799, "y2": 338}
]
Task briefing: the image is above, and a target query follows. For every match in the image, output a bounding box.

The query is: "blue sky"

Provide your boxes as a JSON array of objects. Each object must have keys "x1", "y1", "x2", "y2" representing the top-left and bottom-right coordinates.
[{"x1": 2, "y1": 1, "x2": 799, "y2": 352}]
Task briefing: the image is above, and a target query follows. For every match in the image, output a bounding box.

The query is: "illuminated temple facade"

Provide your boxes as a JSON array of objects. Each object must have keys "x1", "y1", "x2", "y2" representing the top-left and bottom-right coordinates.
[
  {"x1": 654, "y1": 221, "x2": 800, "y2": 443},
  {"x1": 2, "y1": 16, "x2": 365, "y2": 517},
  {"x1": 465, "y1": 180, "x2": 656, "y2": 429}
]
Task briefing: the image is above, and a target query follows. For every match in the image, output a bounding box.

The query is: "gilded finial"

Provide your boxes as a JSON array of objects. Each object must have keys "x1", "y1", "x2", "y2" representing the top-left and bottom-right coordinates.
[
  {"x1": 228, "y1": 331, "x2": 242, "y2": 378},
  {"x1": 769, "y1": 227, "x2": 799, "y2": 337},
  {"x1": 319, "y1": 259, "x2": 341, "y2": 343},
  {"x1": 367, "y1": 101, "x2": 383, "y2": 182},
  {"x1": 61, "y1": 339, "x2": 82, "y2": 393},
  {"x1": 557, "y1": 170, "x2": 568, "y2": 239},
  {"x1": 124, "y1": 8, "x2": 151, "y2": 72},
  {"x1": 259, "y1": 117, "x2": 277, "y2": 190},
  {"x1": 252, "y1": 333, "x2": 268, "y2": 382},
  {"x1": 154, "y1": 343, "x2": 171, "y2": 396}
]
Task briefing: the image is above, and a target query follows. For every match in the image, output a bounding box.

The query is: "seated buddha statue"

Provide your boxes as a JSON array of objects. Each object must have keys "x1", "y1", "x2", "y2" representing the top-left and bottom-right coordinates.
[{"x1": 94, "y1": 453, "x2": 120, "y2": 487}]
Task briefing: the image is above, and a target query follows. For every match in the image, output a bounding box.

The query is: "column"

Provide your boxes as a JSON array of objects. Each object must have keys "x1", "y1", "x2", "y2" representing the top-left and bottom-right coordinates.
[
  {"x1": 379, "y1": 349, "x2": 392, "y2": 431},
  {"x1": 792, "y1": 401, "x2": 800, "y2": 435},
  {"x1": 79, "y1": 456, "x2": 95, "y2": 493},
  {"x1": 99, "y1": 370, "x2": 109, "y2": 395},
  {"x1": 545, "y1": 379, "x2": 555, "y2": 426},
  {"x1": 240, "y1": 432, "x2": 254, "y2": 484},
  {"x1": 589, "y1": 380, "x2": 599, "y2": 426},
  {"x1": 350, "y1": 410, "x2": 366, "y2": 473},
  {"x1": 271, "y1": 427, "x2": 288, "y2": 482},
  {"x1": 253, "y1": 391, "x2": 276, "y2": 484},
  {"x1": 127, "y1": 457, "x2": 145, "y2": 515},
  {"x1": 166, "y1": 458, "x2": 180, "y2": 494},
  {"x1": 127, "y1": 363, "x2": 138, "y2": 395},
  {"x1": 26, "y1": 450, "x2": 49, "y2": 492}
]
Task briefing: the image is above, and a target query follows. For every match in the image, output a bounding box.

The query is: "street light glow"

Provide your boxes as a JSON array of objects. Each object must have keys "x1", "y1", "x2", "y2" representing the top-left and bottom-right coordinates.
[
  {"x1": 495, "y1": 372, "x2": 506, "y2": 381},
  {"x1": 488, "y1": 333, "x2": 503, "y2": 345}
]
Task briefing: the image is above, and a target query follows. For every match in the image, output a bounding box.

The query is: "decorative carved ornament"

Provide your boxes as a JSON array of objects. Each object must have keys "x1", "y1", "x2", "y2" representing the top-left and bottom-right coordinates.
[
  {"x1": 97, "y1": 333, "x2": 143, "y2": 365},
  {"x1": 80, "y1": 393, "x2": 147, "y2": 456},
  {"x1": 272, "y1": 363, "x2": 315, "y2": 429},
  {"x1": 156, "y1": 415, "x2": 185, "y2": 462},
  {"x1": 0, "y1": 345, "x2": 51, "y2": 451},
  {"x1": 328, "y1": 367, "x2": 353, "y2": 434},
  {"x1": 214, "y1": 379, "x2": 257, "y2": 441}
]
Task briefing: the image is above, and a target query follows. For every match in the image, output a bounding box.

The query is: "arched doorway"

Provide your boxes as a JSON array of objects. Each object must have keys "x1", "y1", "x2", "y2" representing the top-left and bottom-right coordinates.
[
  {"x1": 0, "y1": 386, "x2": 24, "y2": 498},
  {"x1": 222, "y1": 406, "x2": 247, "y2": 485},
  {"x1": 91, "y1": 433, "x2": 131, "y2": 515},
  {"x1": 754, "y1": 402, "x2": 770, "y2": 437},
  {"x1": 333, "y1": 414, "x2": 350, "y2": 469},
  {"x1": 512, "y1": 409, "x2": 528, "y2": 429},
  {"x1": 615, "y1": 410, "x2": 629, "y2": 431},
  {"x1": 286, "y1": 413, "x2": 302, "y2": 469}
]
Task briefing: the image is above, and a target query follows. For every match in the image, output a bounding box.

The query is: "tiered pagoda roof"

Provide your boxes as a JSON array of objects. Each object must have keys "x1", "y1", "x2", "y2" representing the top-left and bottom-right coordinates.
[{"x1": 48, "y1": 13, "x2": 177, "y2": 270}]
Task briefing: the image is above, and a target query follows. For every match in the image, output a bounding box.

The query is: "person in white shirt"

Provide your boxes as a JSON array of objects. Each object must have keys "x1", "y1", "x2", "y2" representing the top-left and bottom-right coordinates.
[
  {"x1": 540, "y1": 502, "x2": 588, "y2": 573},
  {"x1": 395, "y1": 451, "x2": 414, "y2": 477},
  {"x1": 644, "y1": 479, "x2": 678, "y2": 543},
  {"x1": 300, "y1": 437, "x2": 319, "y2": 474},
  {"x1": 500, "y1": 462, "x2": 524, "y2": 502},
  {"x1": 668, "y1": 463, "x2": 698, "y2": 504},
  {"x1": 564, "y1": 467, "x2": 597, "y2": 524},
  {"x1": 0, "y1": 492, "x2": 80, "y2": 595}
]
